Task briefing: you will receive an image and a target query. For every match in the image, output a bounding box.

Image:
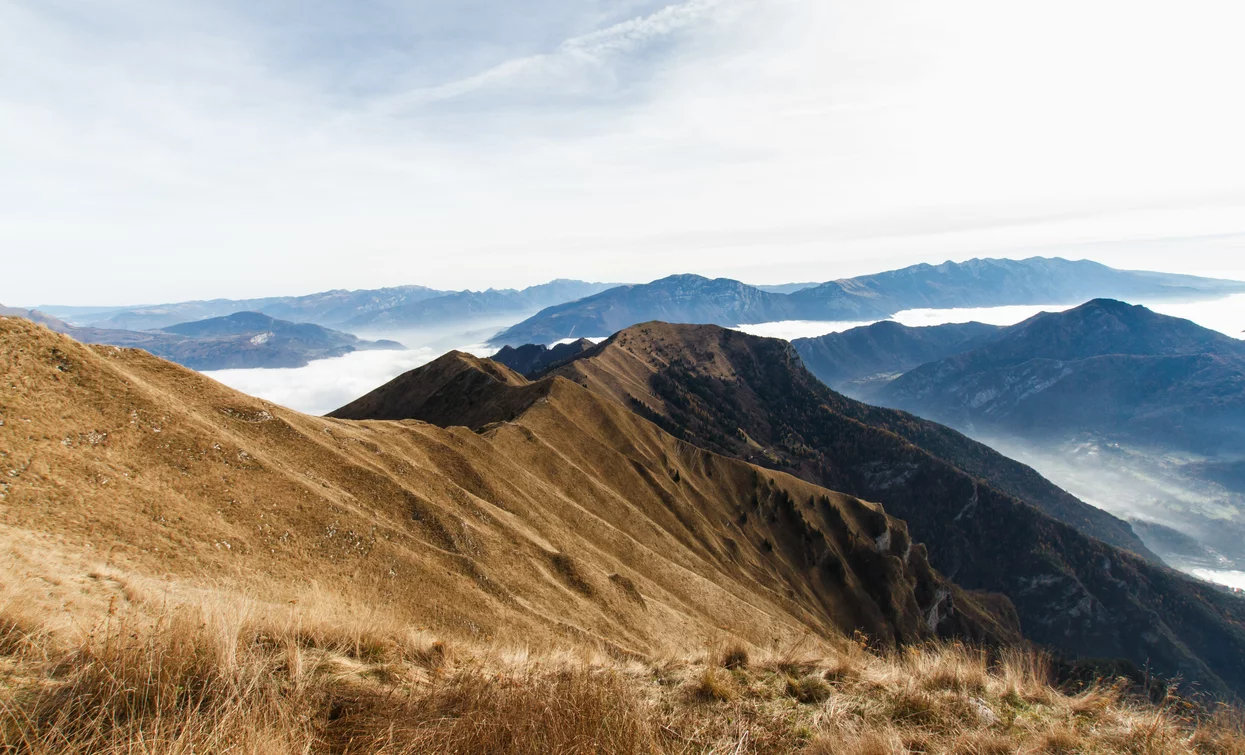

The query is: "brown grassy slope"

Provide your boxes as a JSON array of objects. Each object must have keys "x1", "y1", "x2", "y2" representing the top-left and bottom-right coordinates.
[
  {"x1": 545, "y1": 322, "x2": 1245, "y2": 699},
  {"x1": 4, "y1": 319, "x2": 1244, "y2": 754},
  {"x1": 0, "y1": 316, "x2": 1009, "y2": 661},
  {"x1": 331, "y1": 351, "x2": 1022, "y2": 647}
]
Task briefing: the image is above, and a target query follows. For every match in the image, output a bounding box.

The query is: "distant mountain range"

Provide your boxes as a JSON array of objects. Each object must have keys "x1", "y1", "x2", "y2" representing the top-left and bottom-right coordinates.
[
  {"x1": 38, "y1": 280, "x2": 618, "y2": 332},
  {"x1": 1, "y1": 307, "x2": 401, "y2": 370},
  {"x1": 338, "y1": 321, "x2": 1245, "y2": 698},
  {"x1": 794, "y1": 300, "x2": 1245, "y2": 575},
  {"x1": 490, "y1": 257, "x2": 1245, "y2": 345},
  {"x1": 871, "y1": 300, "x2": 1245, "y2": 455}
]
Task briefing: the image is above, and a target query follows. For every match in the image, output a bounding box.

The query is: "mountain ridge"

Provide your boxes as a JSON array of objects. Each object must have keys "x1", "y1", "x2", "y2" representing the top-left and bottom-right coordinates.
[
  {"x1": 1, "y1": 316, "x2": 1017, "y2": 657},
  {"x1": 527, "y1": 321, "x2": 1245, "y2": 697},
  {"x1": 491, "y1": 258, "x2": 1245, "y2": 345},
  {"x1": 38, "y1": 279, "x2": 620, "y2": 332},
  {"x1": 793, "y1": 320, "x2": 1004, "y2": 392}
]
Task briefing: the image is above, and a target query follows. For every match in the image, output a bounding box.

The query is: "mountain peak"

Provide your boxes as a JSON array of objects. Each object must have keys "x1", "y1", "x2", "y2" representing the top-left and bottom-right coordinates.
[{"x1": 329, "y1": 349, "x2": 538, "y2": 428}]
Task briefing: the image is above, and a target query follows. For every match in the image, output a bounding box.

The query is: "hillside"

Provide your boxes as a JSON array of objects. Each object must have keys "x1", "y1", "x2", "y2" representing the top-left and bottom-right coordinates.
[
  {"x1": 793, "y1": 321, "x2": 1002, "y2": 393},
  {"x1": 490, "y1": 258, "x2": 1245, "y2": 345},
  {"x1": 532, "y1": 322, "x2": 1245, "y2": 698},
  {"x1": 5, "y1": 317, "x2": 1245, "y2": 752},
  {"x1": 0, "y1": 315, "x2": 1016, "y2": 666}
]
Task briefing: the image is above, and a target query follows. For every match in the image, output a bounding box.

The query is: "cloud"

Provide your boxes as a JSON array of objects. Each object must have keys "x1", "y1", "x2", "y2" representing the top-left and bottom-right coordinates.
[
  {"x1": 374, "y1": 0, "x2": 737, "y2": 113},
  {"x1": 2, "y1": 0, "x2": 1244, "y2": 305}
]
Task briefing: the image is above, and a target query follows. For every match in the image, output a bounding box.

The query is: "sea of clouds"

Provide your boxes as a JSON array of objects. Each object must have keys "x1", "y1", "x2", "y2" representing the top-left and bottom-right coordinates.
[{"x1": 206, "y1": 294, "x2": 1244, "y2": 417}]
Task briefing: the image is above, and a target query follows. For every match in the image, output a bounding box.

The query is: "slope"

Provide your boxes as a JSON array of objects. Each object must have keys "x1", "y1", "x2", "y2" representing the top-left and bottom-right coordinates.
[
  {"x1": 793, "y1": 321, "x2": 1002, "y2": 393},
  {"x1": 0, "y1": 317, "x2": 1014, "y2": 672},
  {"x1": 543, "y1": 322, "x2": 1245, "y2": 698}
]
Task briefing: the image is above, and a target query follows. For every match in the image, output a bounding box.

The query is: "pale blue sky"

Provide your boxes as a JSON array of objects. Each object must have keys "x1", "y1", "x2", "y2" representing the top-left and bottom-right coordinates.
[{"x1": 3, "y1": 0, "x2": 1244, "y2": 305}]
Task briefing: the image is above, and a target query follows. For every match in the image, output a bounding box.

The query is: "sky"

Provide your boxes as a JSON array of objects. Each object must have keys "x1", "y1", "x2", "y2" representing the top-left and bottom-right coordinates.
[{"x1": 3, "y1": 0, "x2": 1245, "y2": 306}]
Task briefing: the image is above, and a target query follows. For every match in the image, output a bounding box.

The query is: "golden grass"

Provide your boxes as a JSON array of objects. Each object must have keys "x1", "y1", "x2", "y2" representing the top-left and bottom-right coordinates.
[{"x1": 1, "y1": 598, "x2": 1241, "y2": 755}]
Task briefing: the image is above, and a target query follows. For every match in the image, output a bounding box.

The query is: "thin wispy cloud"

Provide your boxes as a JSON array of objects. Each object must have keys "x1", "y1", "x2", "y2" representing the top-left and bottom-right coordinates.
[{"x1": 2, "y1": 0, "x2": 1243, "y2": 305}]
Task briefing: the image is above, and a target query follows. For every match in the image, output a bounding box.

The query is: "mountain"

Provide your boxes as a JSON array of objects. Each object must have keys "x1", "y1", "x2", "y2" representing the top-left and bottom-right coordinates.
[
  {"x1": 490, "y1": 257, "x2": 1245, "y2": 345},
  {"x1": 9, "y1": 316, "x2": 1233, "y2": 753},
  {"x1": 525, "y1": 322, "x2": 1245, "y2": 697},
  {"x1": 490, "y1": 338, "x2": 597, "y2": 378},
  {"x1": 752, "y1": 282, "x2": 821, "y2": 294},
  {"x1": 793, "y1": 321, "x2": 1003, "y2": 393},
  {"x1": 2, "y1": 308, "x2": 402, "y2": 370},
  {"x1": 0, "y1": 316, "x2": 1018, "y2": 663},
  {"x1": 51, "y1": 285, "x2": 451, "y2": 331},
  {"x1": 874, "y1": 300, "x2": 1245, "y2": 455},
  {"x1": 786, "y1": 257, "x2": 1245, "y2": 316},
  {"x1": 491, "y1": 275, "x2": 798, "y2": 345},
  {"x1": 39, "y1": 280, "x2": 618, "y2": 332},
  {"x1": 330, "y1": 352, "x2": 1020, "y2": 647},
  {"x1": 859, "y1": 300, "x2": 1245, "y2": 573},
  {"x1": 341, "y1": 280, "x2": 619, "y2": 329}
]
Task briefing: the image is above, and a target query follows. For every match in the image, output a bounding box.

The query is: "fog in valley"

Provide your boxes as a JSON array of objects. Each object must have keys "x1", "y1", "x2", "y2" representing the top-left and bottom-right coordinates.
[
  {"x1": 967, "y1": 433, "x2": 1245, "y2": 590},
  {"x1": 204, "y1": 293, "x2": 1243, "y2": 419}
]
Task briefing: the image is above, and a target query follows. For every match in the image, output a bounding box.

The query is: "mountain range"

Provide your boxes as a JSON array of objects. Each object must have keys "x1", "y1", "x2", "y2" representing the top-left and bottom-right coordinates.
[
  {"x1": 39, "y1": 280, "x2": 618, "y2": 332},
  {"x1": 0, "y1": 315, "x2": 1015, "y2": 668},
  {"x1": 338, "y1": 320, "x2": 1245, "y2": 698},
  {"x1": 872, "y1": 300, "x2": 1245, "y2": 454},
  {"x1": 794, "y1": 301, "x2": 1245, "y2": 575},
  {"x1": 491, "y1": 257, "x2": 1245, "y2": 345},
  {"x1": 1, "y1": 307, "x2": 401, "y2": 370}
]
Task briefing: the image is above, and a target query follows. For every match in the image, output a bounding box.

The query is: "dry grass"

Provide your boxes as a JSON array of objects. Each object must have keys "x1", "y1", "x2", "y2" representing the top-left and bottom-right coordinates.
[{"x1": 1, "y1": 598, "x2": 1241, "y2": 755}]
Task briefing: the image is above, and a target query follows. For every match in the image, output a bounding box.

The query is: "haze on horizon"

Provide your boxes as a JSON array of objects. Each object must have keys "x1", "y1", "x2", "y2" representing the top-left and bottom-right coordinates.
[{"x1": 3, "y1": 0, "x2": 1244, "y2": 306}]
